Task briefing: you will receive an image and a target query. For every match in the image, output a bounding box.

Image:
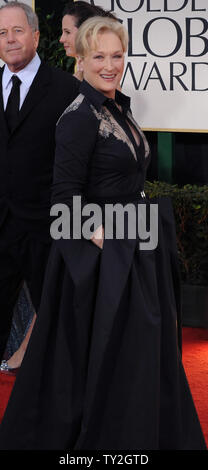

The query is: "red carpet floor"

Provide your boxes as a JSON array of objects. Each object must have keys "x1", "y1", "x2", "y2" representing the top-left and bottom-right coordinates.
[
  {"x1": 182, "y1": 327, "x2": 208, "y2": 447},
  {"x1": 0, "y1": 327, "x2": 207, "y2": 447}
]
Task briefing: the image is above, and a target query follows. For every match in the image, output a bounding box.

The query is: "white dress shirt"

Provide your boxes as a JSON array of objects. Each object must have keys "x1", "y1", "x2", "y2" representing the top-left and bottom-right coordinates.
[{"x1": 2, "y1": 53, "x2": 41, "y2": 110}]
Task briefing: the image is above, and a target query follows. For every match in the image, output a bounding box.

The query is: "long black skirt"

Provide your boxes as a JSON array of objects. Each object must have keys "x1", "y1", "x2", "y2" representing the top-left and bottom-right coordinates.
[{"x1": 0, "y1": 198, "x2": 206, "y2": 450}]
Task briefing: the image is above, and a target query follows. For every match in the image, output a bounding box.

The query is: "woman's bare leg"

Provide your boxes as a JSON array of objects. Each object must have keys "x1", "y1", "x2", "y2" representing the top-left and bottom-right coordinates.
[{"x1": 6, "y1": 313, "x2": 37, "y2": 369}]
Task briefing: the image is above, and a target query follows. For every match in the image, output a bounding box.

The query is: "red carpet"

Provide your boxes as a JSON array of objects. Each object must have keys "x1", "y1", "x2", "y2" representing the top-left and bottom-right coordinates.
[
  {"x1": 0, "y1": 327, "x2": 207, "y2": 447},
  {"x1": 0, "y1": 372, "x2": 15, "y2": 423},
  {"x1": 182, "y1": 327, "x2": 208, "y2": 447}
]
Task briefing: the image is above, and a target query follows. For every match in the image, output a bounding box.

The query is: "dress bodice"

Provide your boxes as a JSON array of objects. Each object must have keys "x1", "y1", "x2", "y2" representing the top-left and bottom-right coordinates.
[{"x1": 53, "y1": 80, "x2": 150, "y2": 208}]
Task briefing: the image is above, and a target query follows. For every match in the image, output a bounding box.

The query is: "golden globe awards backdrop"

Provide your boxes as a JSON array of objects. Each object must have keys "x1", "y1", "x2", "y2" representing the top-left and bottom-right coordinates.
[{"x1": 86, "y1": 0, "x2": 208, "y2": 132}]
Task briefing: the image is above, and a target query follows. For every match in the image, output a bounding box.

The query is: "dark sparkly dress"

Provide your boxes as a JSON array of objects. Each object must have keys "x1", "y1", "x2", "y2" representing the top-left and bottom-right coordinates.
[
  {"x1": 4, "y1": 284, "x2": 34, "y2": 359},
  {"x1": 0, "y1": 80, "x2": 206, "y2": 450}
]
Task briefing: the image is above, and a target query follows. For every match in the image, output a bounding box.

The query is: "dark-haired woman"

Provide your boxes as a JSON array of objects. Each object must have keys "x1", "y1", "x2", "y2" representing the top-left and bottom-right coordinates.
[{"x1": 60, "y1": 0, "x2": 116, "y2": 80}]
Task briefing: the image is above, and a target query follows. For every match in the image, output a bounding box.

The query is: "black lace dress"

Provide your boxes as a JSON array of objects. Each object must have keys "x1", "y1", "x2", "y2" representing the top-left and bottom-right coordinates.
[{"x1": 0, "y1": 80, "x2": 206, "y2": 450}]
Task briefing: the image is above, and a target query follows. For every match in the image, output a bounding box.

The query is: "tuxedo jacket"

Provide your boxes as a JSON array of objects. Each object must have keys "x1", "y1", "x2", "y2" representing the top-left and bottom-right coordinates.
[{"x1": 0, "y1": 62, "x2": 79, "y2": 242}]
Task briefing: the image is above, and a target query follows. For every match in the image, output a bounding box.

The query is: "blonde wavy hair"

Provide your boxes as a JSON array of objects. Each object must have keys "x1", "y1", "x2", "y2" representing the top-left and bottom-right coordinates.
[{"x1": 75, "y1": 16, "x2": 128, "y2": 57}]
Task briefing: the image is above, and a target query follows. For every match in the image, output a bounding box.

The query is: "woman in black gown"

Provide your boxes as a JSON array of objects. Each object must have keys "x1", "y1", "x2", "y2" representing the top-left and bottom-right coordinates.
[{"x1": 0, "y1": 17, "x2": 206, "y2": 450}]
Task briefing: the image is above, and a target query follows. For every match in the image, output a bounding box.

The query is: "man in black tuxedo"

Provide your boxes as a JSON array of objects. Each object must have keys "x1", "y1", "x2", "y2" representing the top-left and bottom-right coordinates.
[{"x1": 0, "y1": 1, "x2": 79, "y2": 361}]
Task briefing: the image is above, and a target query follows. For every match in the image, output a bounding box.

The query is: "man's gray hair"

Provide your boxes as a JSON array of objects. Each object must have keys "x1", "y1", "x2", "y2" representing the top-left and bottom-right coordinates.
[{"x1": 0, "y1": 1, "x2": 39, "y2": 31}]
